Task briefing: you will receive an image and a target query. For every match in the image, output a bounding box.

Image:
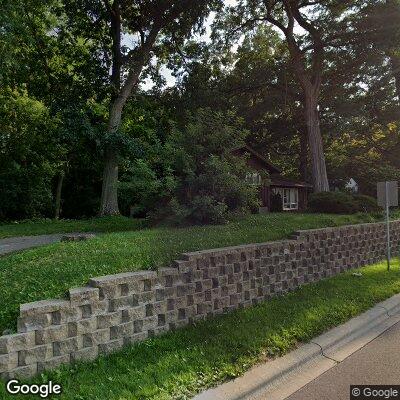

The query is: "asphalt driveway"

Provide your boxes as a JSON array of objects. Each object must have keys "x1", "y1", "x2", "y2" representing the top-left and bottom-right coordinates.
[{"x1": 0, "y1": 233, "x2": 95, "y2": 255}]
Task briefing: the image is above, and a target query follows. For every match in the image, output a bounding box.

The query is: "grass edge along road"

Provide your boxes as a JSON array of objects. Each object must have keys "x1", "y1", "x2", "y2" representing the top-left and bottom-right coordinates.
[
  {"x1": 0, "y1": 216, "x2": 144, "y2": 239},
  {"x1": 1, "y1": 260, "x2": 400, "y2": 400},
  {"x1": 0, "y1": 212, "x2": 385, "y2": 333},
  {"x1": 0, "y1": 211, "x2": 395, "y2": 240}
]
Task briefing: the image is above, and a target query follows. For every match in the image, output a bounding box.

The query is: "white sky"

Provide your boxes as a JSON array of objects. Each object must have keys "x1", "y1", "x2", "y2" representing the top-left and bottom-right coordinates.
[
  {"x1": 140, "y1": 0, "x2": 305, "y2": 91},
  {"x1": 141, "y1": 0, "x2": 238, "y2": 90}
]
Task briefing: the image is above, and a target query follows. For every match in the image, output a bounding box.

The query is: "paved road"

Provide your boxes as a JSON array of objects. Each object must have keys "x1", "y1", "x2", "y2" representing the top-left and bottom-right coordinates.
[
  {"x1": 0, "y1": 233, "x2": 94, "y2": 255},
  {"x1": 287, "y1": 321, "x2": 400, "y2": 400}
]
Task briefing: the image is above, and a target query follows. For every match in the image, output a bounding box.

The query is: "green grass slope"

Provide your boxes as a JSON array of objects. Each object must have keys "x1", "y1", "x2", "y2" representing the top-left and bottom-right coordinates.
[{"x1": 0, "y1": 212, "x2": 380, "y2": 333}]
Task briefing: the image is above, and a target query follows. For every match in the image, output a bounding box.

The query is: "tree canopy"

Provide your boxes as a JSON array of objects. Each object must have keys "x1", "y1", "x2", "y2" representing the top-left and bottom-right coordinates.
[{"x1": 0, "y1": 0, "x2": 399, "y2": 221}]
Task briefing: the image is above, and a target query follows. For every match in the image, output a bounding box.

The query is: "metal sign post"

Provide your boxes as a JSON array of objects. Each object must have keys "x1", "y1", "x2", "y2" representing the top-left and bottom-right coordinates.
[
  {"x1": 385, "y1": 182, "x2": 391, "y2": 270},
  {"x1": 377, "y1": 181, "x2": 399, "y2": 271}
]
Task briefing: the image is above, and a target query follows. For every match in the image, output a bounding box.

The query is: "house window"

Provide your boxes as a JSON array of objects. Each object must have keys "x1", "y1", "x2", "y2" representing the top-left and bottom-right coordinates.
[
  {"x1": 272, "y1": 188, "x2": 299, "y2": 210},
  {"x1": 246, "y1": 172, "x2": 262, "y2": 186}
]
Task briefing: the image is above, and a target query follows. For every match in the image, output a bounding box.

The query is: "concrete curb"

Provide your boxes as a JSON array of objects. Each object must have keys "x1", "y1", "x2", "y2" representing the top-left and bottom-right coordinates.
[{"x1": 193, "y1": 293, "x2": 400, "y2": 400}]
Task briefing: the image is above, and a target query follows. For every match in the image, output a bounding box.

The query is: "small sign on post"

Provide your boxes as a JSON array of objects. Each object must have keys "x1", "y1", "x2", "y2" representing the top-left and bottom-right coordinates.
[{"x1": 377, "y1": 181, "x2": 398, "y2": 270}]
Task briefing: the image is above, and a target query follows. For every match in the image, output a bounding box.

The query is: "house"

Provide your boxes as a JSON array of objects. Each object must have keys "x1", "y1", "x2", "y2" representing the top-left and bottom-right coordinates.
[
  {"x1": 233, "y1": 145, "x2": 312, "y2": 212},
  {"x1": 345, "y1": 178, "x2": 359, "y2": 193}
]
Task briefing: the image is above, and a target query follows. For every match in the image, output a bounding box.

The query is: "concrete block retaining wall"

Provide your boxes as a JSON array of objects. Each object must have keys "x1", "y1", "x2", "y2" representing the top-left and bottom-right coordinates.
[{"x1": 1, "y1": 220, "x2": 400, "y2": 379}]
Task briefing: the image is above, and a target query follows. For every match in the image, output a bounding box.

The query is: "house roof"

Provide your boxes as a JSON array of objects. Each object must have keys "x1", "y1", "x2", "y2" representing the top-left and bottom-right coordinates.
[
  {"x1": 234, "y1": 145, "x2": 282, "y2": 174},
  {"x1": 270, "y1": 175, "x2": 313, "y2": 189},
  {"x1": 234, "y1": 145, "x2": 313, "y2": 189}
]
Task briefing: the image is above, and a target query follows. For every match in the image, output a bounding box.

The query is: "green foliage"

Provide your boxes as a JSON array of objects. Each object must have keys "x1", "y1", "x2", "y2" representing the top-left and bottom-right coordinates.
[
  {"x1": 189, "y1": 195, "x2": 228, "y2": 224},
  {"x1": 0, "y1": 89, "x2": 107, "y2": 220},
  {"x1": 0, "y1": 0, "x2": 111, "y2": 220},
  {"x1": 326, "y1": 125, "x2": 400, "y2": 196},
  {"x1": 308, "y1": 192, "x2": 355, "y2": 214},
  {"x1": 117, "y1": 97, "x2": 178, "y2": 216},
  {"x1": 155, "y1": 108, "x2": 259, "y2": 224},
  {"x1": 352, "y1": 194, "x2": 381, "y2": 214},
  {"x1": 308, "y1": 192, "x2": 379, "y2": 214},
  {"x1": 1, "y1": 259, "x2": 399, "y2": 399},
  {"x1": 119, "y1": 163, "x2": 177, "y2": 219},
  {"x1": 1, "y1": 0, "x2": 400, "y2": 226},
  {"x1": 0, "y1": 90, "x2": 61, "y2": 219}
]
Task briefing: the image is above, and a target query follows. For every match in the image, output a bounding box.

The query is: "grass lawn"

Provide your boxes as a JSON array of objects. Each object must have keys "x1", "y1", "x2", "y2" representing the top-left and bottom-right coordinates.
[
  {"x1": 0, "y1": 216, "x2": 144, "y2": 239},
  {"x1": 0, "y1": 212, "x2": 382, "y2": 333},
  {"x1": 1, "y1": 261, "x2": 400, "y2": 399}
]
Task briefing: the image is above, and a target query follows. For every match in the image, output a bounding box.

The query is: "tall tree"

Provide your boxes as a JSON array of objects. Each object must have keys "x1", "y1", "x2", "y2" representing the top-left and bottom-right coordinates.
[
  {"x1": 353, "y1": 0, "x2": 400, "y2": 103},
  {"x1": 171, "y1": 26, "x2": 309, "y2": 180},
  {"x1": 223, "y1": 26, "x2": 308, "y2": 180},
  {"x1": 216, "y1": 0, "x2": 361, "y2": 191},
  {"x1": 265, "y1": 1, "x2": 330, "y2": 191},
  {"x1": 0, "y1": 0, "x2": 106, "y2": 219},
  {"x1": 385, "y1": 0, "x2": 400, "y2": 103},
  {"x1": 62, "y1": 0, "x2": 221, "y2": 215}
]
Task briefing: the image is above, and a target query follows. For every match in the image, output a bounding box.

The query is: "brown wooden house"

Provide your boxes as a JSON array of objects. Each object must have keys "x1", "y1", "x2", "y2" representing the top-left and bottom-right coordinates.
[{"x1": 233, "y1": 145, "x2": 312, "y2": 212}]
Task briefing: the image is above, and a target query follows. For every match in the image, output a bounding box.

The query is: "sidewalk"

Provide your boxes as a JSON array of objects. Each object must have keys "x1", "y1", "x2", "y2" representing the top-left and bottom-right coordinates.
[
  {"x1": 194, "y1": 293, "x2": 400, "y2": 400},
  {"x1": 288, "y1": 320, "x2": 400, "y2": 400}
]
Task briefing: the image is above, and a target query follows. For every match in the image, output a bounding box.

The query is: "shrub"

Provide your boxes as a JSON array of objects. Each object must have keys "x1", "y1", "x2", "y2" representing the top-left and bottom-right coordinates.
[
  {"x1": 308, "y1": 191, "x2": 379, "y2": 214},
  {"x1": 352, "y1": 194, "x2": 380, "y2": 213},
  {"x1": 189, "y1": 196, "x2": 228, "y2": 225},
  {"x1": 119, "y1": 160, "x2": 176, "y2": 217},
  {"x1": 149, "y1": 198, "x2": 191, "y2": 226},
  {"x1": 151, "y1": 108, "x2": 259, "y2": 225}
]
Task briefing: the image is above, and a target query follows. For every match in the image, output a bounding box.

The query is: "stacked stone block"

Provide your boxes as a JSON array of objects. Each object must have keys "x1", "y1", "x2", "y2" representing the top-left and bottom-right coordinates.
[{"x1": 1, "y1": 220, "x2": 400, "y2": 379}]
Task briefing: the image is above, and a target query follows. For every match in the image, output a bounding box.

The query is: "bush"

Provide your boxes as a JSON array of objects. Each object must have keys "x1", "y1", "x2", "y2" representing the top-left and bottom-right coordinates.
[
  {"x1": 308, "y1": 191, "x2": 379, "y2": 214},
  {"x1": 352, "y1": 194, "x2": 381, "y2": 213},
  {"x1": 149, "y1": 198, "x2": 191, "y2": 226},
  {"x1": 189, "y1": 196, "x2": 228, "y2": 225},
  {"x1": 151, "y1": 108, "x2": 259, "y2": 225},
  {"x1": 119, "y1": 160, "x2": 175, "y2": 217}
]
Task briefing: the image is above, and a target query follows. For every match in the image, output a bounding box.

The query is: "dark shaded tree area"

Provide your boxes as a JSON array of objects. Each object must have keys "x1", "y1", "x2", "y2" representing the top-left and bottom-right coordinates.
[{"x1": 0, "y1": 0, "x2": 399, "y2": 221}]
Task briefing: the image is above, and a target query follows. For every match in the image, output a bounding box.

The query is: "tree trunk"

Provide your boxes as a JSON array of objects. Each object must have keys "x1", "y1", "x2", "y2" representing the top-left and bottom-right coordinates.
[
  {"x1": 99, "y1": 147, "x2": 120, "y2": 216},
  {"x1": 304, "y1": 92, "x2": 329, "y2": 192},
  {"x1": 299, "y1": 127, "x2": 308, "y2": 182},
  {"x1": 97, "y1": 2, "x2": 162, "y2": 216},
  {"x1": 54, "y1": 171, "x2": 64, "y2": 219},
  {"x1": 99, "y1": 99, "x2": 125, "y2": 216}
]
